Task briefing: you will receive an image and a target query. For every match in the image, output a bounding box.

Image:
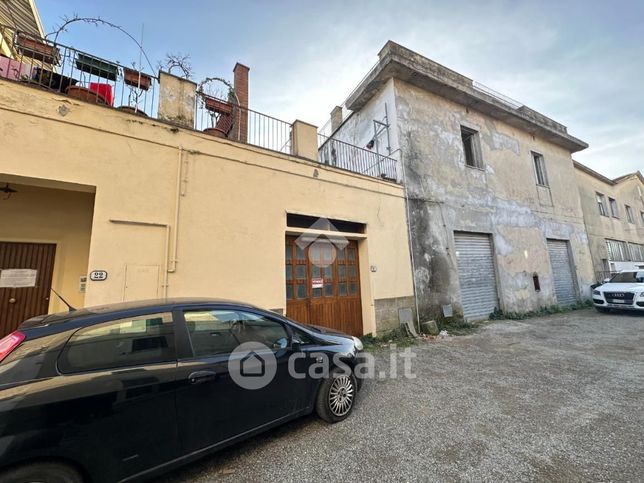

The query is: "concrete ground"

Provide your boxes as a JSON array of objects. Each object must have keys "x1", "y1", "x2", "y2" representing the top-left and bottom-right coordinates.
[{"x1": 161, "y1": 309, "x2": 644, "y2": 482}]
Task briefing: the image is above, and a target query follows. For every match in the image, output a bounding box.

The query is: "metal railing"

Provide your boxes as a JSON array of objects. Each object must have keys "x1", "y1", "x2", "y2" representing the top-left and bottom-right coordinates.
[
  {"x1": 195, "y1": 94, "x2": 292, "y2": 154},
  {"x1": 318, "y1": 134, "x2": 398, "y2": 181},
  {"x1": 0, "y1": 24, "x2": 158, "y2": 117}
]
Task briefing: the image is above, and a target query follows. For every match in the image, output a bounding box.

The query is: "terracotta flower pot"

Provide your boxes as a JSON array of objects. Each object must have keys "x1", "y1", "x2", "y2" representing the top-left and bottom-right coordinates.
[
  {"x1": 204, "y1": 97, "x2": 233, "y2": 115},
  {"x1": 123, "y1": 68, "x2": 152, "y2": 91}
]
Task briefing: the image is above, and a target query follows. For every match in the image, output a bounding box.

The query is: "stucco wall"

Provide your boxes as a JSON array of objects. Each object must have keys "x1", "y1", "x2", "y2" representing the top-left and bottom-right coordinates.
[
  {"x1": 0, "y1": 183, "x2": 94, "y2": 313},
  {"x1": 574, "y1": 168, "x2": 644, "y2": 277},
  {"x1": 0, "y1": 79, "x2": 414, "y2": 334},
  {"x1": 391, "y1": 79, "x2": 593, "y2": 319}
]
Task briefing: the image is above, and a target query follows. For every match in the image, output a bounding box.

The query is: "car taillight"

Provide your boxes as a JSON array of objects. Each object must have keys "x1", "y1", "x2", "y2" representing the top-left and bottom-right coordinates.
[{"x1": 0, "y1": 331, "x2": 25, "y2": 363}]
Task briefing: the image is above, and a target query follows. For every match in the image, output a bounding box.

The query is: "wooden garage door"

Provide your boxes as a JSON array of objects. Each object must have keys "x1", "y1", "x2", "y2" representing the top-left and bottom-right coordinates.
[
  {"x1": 454, "y1": 232, "x2": 499, "y2": 321},
  {"x1": 0, "y1": 242, "x2": 56, "y2": 337},
  {"x1": 285, "y1": 236, "x2": 362, "y2": 336}
]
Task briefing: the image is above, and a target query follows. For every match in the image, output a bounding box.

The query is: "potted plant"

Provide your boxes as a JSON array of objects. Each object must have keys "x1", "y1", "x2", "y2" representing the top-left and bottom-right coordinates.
[
  {"x1": 123, "y1": 67, "x2": 152, "y2": 91},
  {"x1": 16, "y1": 33, "x2": 60, "y2": 65}
]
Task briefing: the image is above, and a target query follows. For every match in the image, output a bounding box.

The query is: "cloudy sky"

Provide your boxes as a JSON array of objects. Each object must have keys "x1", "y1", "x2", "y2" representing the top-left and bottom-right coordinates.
[{"x1": 37, "y1": 0, "x2": 642, "y2": 177}]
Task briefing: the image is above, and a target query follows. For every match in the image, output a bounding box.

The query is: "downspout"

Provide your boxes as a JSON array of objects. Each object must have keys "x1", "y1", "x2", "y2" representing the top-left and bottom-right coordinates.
[
  {"x1": 168, "y1": 146, "x2": 185, "y2": 274},
  {"x1": 394, "y1": 148, "x2": 422, "y2": 333}
]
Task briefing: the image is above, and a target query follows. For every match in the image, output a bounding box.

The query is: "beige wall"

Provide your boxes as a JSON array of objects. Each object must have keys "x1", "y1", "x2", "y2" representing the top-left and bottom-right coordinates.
[
  {"x1": 0, "y1": 79, "x2": 414, "y2": 334},
  {"x1": 574, "y1": 167, "x2": 644, "y2": 276},
  {"x1": 0, "y1": 183, "x2": 94, "y2": 313}
]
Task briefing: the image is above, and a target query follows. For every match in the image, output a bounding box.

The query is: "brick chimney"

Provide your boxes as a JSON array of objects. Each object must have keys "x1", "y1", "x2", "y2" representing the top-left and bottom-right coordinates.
[{"x1": 233, "y1": 63, "x2": 249, "y2": 142}]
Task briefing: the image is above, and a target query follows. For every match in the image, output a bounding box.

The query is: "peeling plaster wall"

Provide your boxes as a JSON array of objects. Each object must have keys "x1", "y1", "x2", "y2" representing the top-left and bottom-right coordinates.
[
  {"x1": 574, "y1": 169, "x2": 644, "y2": 278},
  {"x1": 393, "y1": 79, "x2": 594, "y2": 320}
]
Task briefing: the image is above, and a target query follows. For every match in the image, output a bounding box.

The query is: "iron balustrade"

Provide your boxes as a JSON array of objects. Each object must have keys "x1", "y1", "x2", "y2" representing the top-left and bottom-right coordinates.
[
  {"x1": 318, "y1": 134, "x2": 398, "y2": 181},
  {"x1": 0, "y1": 24, "x2": 158, "y2": 117},
  {"x1": 195, "y1": 93, "x2": 292, "y2": 154}
]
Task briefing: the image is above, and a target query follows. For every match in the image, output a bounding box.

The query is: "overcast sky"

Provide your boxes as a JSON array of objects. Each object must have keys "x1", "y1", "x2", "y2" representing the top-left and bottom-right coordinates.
[{"x1": 37, "y1": 0, "x2": 642, "y2": 177}]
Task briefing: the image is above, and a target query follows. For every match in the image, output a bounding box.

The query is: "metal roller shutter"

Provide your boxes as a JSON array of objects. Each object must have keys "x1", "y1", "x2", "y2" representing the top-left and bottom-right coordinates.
[
  {"x1": 547, "y1": 239, "x2": 578, "y2": 306},
  {"x1": 454, "y1": 232, "x2": 499, "y2": 321}
]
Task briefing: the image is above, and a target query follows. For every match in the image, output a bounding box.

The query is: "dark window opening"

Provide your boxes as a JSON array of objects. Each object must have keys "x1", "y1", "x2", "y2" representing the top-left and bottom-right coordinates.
[
  {"x1": 460, "y1": 126, "x2": 483, "y2": 168},
  {"x1": 287, "y1": 213, "x2": 365, "y2": 234},
  {"x1": 532, "y1": 274, "x2": 541, "y2": 292}
]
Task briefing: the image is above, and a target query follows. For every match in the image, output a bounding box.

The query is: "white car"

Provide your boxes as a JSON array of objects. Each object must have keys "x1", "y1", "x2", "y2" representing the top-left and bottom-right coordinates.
[{"x1": 593, "y1": 270, "x2": 644, "y2": 313}]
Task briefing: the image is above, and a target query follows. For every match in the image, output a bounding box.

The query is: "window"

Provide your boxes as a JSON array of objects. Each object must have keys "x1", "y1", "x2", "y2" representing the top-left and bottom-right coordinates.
[
  {"x1": 608, "y1": 271, "x2": 644, "y2": 283},
  {"x1": 59, "y1": 312, "x2": 175, "y2": 373},
  {"x1": 596, "y1": 193, "x2": 608, "y2": 216},
  {"x1": 532, "y1": 152, "x2": 548, "y2": 186},
  {"x1": 460, "y1": 126, "x2": 483, "y2": 168},
  {"x1": 609, "y1": 198, "x2": 619, "y2": 218},
  {"x1": 629, "y1": 243, "x2": 644, "y2": 262},
  {"x1": 606, "y1": 239, "x2": 629, "y2": 261},
  {"x1": 625, "y1": 205, "x2": 635, "y2": 224},
  {"x1": 184, "y1": 309, "x2": 289, "y2": 357}
]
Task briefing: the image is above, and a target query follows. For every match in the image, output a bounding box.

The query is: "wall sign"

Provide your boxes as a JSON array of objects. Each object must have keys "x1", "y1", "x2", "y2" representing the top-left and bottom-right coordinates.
[
  {"x1": 89, "y1": 270, "x2": 108, "y2": 281},
  {"x1": 311, "y1": 278, "x2": 324, "y2": 289},
  {"x1": 0, "y1": 269, "x2": 38, "y2": 288}
]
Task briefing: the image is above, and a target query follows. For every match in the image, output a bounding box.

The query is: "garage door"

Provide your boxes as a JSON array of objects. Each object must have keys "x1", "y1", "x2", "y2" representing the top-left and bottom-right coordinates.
[
  {"x1": 547, "y1": 239, "x2": 578, "y2": 306},
  {"x1": 454, "y1": 232, "x2": 499, "y2": 321}
]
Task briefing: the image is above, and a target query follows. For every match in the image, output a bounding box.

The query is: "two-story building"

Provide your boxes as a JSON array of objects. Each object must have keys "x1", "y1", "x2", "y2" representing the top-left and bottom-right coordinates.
[
  {"x1": 0, "y1": 23, "x2": 415, "y2": 337},
  {"x1": 573, "y1": 162, "x2": 644, "y2": 280},
  {"x1": 324, "y1": 41, "x2": 595, "y2": 323}
]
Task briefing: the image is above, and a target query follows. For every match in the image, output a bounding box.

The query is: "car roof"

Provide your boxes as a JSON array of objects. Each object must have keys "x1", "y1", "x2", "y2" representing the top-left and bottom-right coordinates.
[{"x1": 20, "y1": 297, "x2": 259, "y2": 329}]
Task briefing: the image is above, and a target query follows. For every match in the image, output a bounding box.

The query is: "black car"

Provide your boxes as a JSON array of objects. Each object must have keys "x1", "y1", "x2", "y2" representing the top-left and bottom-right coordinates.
[{"x1": 0, "y1": 298, "x2": 364, "y2": 483}]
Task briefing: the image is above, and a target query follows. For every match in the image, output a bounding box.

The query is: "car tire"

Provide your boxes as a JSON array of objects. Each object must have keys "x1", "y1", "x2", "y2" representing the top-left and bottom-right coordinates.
[
  {"x1": 0, "y1": 461, "x2": 83, "y2": 483},
  {"x1": 595, "y1": 307, "x2": 610, "y2": 313},
  {"x1": 315, "y1": 367, "x2": 357, "y2": 423}
]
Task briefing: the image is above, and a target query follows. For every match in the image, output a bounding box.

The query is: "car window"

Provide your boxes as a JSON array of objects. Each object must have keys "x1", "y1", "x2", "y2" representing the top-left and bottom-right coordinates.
[
  {"x1": 610, "y1": 271, "x2": 644, "y2": 283},
  {"x1": 184, "y1": 310, "x2": 241, "y2": 356},
  {"x1": 58, "y1": 312, "x2": 175, "y2": 373},
  {"x1": 184, "y1": 309, "x2": 290, "y2": 356}
]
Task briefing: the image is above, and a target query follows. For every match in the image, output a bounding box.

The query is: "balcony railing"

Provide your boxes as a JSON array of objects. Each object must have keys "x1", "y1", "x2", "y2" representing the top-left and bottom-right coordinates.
[
  {"x1": 195, "y1": 94, "x2": 292, "y2": 154},
  {"x1": 318, "y1": 134, "x2": 398, "y2": 181},
  {"x1": 0, "y1": 24, "x2": 158, "y2": 117}
]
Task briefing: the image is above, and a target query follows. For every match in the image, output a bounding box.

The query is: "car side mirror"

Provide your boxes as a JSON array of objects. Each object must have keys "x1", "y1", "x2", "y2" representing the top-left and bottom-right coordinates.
[
  {"x1": 603, "y1": 278, "x2": 611, "y2": 283},
  {"x1": 290, "y1": 340, "x2": 302, "y2": 352}
]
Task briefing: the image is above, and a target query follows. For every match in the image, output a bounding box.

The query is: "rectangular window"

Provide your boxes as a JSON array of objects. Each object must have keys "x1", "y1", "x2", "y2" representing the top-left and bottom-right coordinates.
[
  {"x1": 460, "y1": 126, "x2": 483, "y2": 169},
  {"x1": 532, "y1": 152, "x2": 548, "y2": 186},
  {"x1": 629, "y1": 243, "x2": 644, "y2": 262},
  {"x1": 59, "y1": 312, "x2": 175, "y2": 373},
  {"x1": 609, "y1": 198, "x2": 619, "y2": 218},
  {"x1": 596, "y1": 193, "x2": 607, "y2": 216},
  {"x1": 625, "y1": 205, "x2": 635, "y2": 224},
  {"x1": 606, "y1": 239, "x2": 629, "y2": 261}
]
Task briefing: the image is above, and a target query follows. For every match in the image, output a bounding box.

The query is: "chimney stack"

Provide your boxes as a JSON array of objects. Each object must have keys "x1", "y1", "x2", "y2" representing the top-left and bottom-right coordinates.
[
  {"x1": 330, "y1": 106, "x2": 343, "y2": 133},
  {"x1": 233, "y1": 63, "x2": 249, "y2": 142}
]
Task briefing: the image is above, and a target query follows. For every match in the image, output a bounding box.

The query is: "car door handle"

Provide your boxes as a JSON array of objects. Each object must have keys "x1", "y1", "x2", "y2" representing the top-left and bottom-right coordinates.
[{"x1": 188, "y1": 370, "x2": 217, "y2": 385}]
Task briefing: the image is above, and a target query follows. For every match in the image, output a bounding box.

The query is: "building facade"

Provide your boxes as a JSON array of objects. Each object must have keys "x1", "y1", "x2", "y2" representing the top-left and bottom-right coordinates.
[
  {"x1": 574, "y1": 162, "x2": 644, "y2": 280},
  {"x1": 0, "y1": 27, "x2": 415, "y2": 337},
  {"x1": 326, "y1": 42, "x2": 595, "y2": 322}
]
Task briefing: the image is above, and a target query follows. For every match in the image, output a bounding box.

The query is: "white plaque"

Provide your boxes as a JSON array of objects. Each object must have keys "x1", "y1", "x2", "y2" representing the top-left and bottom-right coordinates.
[{"x1": 0, "y1": 269, "x2": 38, "y2": 288}]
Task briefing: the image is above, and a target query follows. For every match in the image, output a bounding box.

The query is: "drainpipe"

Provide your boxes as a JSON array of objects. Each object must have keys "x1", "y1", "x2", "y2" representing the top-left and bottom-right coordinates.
[
  {"x1": 168, "y1": 146, "x2": 185, "y2": 274},
  {"x1": 395, "y1": 148, "x2": 422, "y2": 333}
]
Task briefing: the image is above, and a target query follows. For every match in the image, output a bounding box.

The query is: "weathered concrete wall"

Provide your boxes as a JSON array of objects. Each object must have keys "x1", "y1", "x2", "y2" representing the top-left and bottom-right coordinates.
[
  {"x1": 574, "y1": 167, "x2": 644, "y2": 278},
  {"x1": 393, "y1": 79, "x2": 594, "y2": 320},
  {"x1": 0, "y1": 78, "x2": 414, "y2": 334}
]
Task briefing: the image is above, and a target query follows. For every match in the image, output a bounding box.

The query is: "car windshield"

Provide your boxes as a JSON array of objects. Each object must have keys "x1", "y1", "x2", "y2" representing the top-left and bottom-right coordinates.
[{"x1": 609, "y1": 271, "x2": 644, "y2": 283}]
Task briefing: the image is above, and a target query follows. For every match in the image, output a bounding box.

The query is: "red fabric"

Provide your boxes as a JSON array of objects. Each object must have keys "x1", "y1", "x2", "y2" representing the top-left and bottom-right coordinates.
[{"x1": 89, "y1": 82, "x2": 113, "y2": 106}]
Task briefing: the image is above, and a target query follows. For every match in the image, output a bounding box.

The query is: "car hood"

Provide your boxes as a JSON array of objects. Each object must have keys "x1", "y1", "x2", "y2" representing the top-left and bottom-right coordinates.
[
  {"x1": 598, "y1": 283, "x2": 644, "y2": 292},
  {"x1": 302, "y1": 323, "x2": 355, "y2": 342}
]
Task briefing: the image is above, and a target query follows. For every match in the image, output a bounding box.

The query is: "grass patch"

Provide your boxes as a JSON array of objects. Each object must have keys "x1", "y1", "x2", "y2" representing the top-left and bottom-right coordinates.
[
  {"x1": 361, "y1": 327, "x2": 417, "y2": 351},
  {"x1": 489, "y1": 300, "x2": 593, "y2": 320},
  {"x1": 437, "y1": 318, "x2": 486, "y2": 335}
]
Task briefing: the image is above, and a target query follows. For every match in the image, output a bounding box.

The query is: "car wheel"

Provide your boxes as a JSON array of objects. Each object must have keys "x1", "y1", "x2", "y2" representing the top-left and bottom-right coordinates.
[
  {"x1": 0, "y1": 461, "x2": 83, "y2": 483},
  {"x1": 595, "y1": 307, "x2": 610, "y2": 313},
  {"x1": 315, "y1": 367, "x2": 357, "y2": 423}
]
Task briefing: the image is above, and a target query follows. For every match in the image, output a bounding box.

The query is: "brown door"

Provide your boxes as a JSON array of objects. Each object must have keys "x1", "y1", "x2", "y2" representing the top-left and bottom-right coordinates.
[
  {"x1": 285, "y1": 236, "x2": 362, "y2": 336},
  {"x1": 0, "y1": 242, "x2": 56, "y2": 337}
]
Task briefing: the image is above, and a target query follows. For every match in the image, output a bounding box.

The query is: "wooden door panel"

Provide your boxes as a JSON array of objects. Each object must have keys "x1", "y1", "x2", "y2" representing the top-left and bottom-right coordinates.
[
  {"x1": 0, "y1": 242, "x2": 56, "y2": 337},
  {"x1": 285, "y1": 236, "x2": 363, "y2": 336}
]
